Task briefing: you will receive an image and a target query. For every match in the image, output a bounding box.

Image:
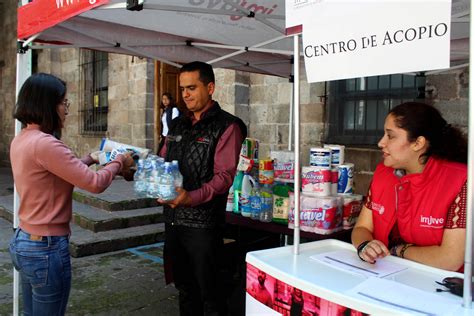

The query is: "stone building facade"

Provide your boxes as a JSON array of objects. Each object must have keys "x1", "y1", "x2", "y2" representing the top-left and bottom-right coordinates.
[{"x1": 0, "y1": 2, "x2": 469, "y2": 195}]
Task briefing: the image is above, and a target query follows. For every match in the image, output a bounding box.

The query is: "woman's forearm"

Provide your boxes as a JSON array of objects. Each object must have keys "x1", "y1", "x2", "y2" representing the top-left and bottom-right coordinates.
[
  {"x1": 401, "y1": 245, "x2": 463, "y2": 271},
  {"x1": 351, "y1": 226, "x2": 374, "y2": 248}
]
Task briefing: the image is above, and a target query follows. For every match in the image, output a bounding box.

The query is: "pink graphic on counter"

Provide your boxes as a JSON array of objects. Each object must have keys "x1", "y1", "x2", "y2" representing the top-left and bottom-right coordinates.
[{"x1": 247, "y1": 263, "x2": 367, "y2": 315}]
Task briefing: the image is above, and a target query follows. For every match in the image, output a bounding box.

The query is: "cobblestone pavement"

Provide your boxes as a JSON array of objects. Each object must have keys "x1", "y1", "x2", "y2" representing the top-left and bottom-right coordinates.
[{"x1": 0, "y1": 217, "x2": 179, "y2": 315}]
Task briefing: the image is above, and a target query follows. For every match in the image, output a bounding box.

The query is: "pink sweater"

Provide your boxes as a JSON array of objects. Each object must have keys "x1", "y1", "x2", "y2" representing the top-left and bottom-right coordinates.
[{"x1": 10, "y1": 124, "x2": 125, "y2": 236}]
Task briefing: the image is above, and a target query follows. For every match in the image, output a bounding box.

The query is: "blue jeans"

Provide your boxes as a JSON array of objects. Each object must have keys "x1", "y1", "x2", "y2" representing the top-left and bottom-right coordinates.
[{"x1": 9, "y1": 229, "x2": 71, "y2": 316}]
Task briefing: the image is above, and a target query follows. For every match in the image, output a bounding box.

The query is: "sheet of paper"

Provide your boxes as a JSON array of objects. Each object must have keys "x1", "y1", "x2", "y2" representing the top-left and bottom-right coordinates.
[
  {"x1": 310, "y1": 250, "x2": 407, "y2": 278},
  {"x1": 346, "y1": 277, "x2": 461, "y2": 316}
]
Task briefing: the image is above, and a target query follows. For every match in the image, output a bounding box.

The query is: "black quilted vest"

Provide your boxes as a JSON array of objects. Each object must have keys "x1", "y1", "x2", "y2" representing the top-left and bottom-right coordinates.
[{"x1": 164, "y1": 102, "x2": 247, "y2": 228}]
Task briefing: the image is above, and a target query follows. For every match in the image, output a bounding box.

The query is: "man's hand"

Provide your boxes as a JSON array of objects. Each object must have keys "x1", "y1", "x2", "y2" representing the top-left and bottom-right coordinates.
[
  {"x1": 119, "y1": 152, "x2": 136, "y2": 181},
  {"x1": 158, "y1": 187, "x2": 192, "y2": 208}
]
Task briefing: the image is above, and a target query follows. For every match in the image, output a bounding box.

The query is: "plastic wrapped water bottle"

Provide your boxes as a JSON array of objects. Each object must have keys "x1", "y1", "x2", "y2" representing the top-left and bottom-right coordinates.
[
  {"x1": 250, "y1": 183, "x2": 261, "y2": 220},
  {"x1": 133, "y1": 159, "x2": 147, "y2": 197},
  {"x1": 259, "y1": 184, "x2": 273, "y2": 222},
  {"x1": 158, "y1": 162, "x2": 177, "y2": 200},
  {"x1": 171, "y1": 160, "x2": 183, "y2": 188},
  {"x1": 147, "y1": 159, "x2": 162, "y2": 198}
]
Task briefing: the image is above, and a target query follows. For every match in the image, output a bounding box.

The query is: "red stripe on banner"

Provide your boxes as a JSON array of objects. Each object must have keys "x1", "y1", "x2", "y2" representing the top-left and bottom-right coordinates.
[
  {"x1": 18, "y1": 0, "x2": 109, "y2": 39},
  {"x1": 286, "y1": 25, "x2": 302, "y2": 36}
]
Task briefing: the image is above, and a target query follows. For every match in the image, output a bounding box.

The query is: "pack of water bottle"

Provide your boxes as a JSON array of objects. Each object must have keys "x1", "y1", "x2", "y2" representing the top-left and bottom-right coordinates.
[{"x1": 133, "y1": 154, "x2": 183, "y2": 200}]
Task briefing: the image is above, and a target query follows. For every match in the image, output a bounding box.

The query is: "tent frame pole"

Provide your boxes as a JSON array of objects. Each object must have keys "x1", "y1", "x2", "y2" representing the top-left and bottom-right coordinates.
[
  {"x1": 293, "y1": 34, "x2": 300, "y2": 255},
  {"x1": 463, "y1": 0, "x2": 474, "y2": 307},
  {"x1": 14, "y1": 4, "x2": 32, "y2": 316}
]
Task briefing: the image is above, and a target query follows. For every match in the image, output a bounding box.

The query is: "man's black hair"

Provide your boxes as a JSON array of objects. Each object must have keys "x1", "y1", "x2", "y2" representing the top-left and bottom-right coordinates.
[{"x1": 179, "y1": 61, "x2": 215, "y2": 85}]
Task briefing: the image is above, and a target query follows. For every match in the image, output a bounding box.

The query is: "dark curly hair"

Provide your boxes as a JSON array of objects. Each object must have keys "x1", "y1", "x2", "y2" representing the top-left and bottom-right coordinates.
[{"x1": 389, "y1": 102, "x2": 467, "y2": 164}]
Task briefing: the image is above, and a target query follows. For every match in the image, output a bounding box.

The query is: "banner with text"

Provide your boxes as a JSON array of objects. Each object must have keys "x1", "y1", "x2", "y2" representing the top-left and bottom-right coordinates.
[
  {"x1": 18, "y1": 0, "x2": 109, "y2": 39},
  {"x1": 300, "y1": 0, "x2": 451, "y2": 83}
]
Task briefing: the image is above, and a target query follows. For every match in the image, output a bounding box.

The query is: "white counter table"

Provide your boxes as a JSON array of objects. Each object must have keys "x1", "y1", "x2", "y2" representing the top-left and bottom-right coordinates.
[{"x1": 245, "y1": 239, "x2": 473, "y2": 316}]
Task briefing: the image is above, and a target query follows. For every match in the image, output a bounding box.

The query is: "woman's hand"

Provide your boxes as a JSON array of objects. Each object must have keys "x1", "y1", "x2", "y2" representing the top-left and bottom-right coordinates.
[
  {"x1": 358, "y1": 240, "x2": 389, "y2": 263},
  {"x1": 89, "y1": 151, "x2": 102, "y2": 164}
]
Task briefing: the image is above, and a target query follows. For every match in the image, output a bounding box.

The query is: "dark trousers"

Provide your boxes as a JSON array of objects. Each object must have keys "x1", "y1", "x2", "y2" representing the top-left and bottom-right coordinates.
[{"x1": 165, "y1": 224, "x2": 225, "y2": 316}]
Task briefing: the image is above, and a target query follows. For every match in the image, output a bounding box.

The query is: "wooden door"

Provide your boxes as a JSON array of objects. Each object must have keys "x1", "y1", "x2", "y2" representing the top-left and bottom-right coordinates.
[{"x1": 154, "y1": 61, "x2": 184, "y2": 152}]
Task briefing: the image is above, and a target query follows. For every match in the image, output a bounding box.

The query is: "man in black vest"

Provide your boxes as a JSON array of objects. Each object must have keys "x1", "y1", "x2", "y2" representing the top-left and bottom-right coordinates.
[{"x1": 158, "y1": 61, "x2": 247, "y2": 315}]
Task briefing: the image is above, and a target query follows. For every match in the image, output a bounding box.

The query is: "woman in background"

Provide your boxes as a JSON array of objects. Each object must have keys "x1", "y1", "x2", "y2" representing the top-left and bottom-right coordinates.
[
  {"x1": 352, "y1": 102, "x2": 467, "y2": 272},
  {"x1": 9, "y1": 73, "x2": 134, "y2": 315},
  {"x1": 158, "y1": 92, "x2": 180, "y2": 152}
]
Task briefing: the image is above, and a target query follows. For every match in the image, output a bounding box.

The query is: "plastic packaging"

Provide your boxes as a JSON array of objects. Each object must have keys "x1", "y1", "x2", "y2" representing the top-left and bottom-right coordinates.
[
  {"x1": 249, "y1": 183, "x2": 261, "y2": 220},
  {"x1": 133, "y1": 159, "x2": 147, "y2": 197},
  {"x1": 100, "y1": 138, "x2": 150, "y2": 161},
  {"x1": 157, "y1": 162, "x2": 177, "y2": 200},
  {"x1": 259, "y1": 184, "x2": 273, "y2": 222},
  {"x1": 240, "y1": 173, "x2": 256, "y2": 217},
  {"x1": 232, "y1": 171, "x2": 244, "y2": 214},
  {"x1": 272, "y1": 184, "x2": 293, "y2": 224}
]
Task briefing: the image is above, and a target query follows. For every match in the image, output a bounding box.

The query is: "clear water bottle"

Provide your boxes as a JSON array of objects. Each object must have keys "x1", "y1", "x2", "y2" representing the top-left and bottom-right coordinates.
[
  {"x1": 171, "y1": 160, "x2": 183, "y2": 188},
  {"x1": 158, "y1": 162, "x2": 177, "y2": 200},
  {"x1": 133, "y1": 159, "x2": 147, "y2": 197},
  {"x1": 147, "y1": 160, "x2": 161, "y2": 198},
  {"x1": 259, "y1": 184, "x2": 273, "y2": 222},
  {"x1": 250, "y1": 183, "x2": 261, "y2": 220}
]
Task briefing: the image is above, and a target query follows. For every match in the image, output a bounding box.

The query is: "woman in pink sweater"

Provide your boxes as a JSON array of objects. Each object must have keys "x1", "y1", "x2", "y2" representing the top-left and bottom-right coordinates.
[{"x1": 9, "y1": 73, "x2": 134, "y2": 316}]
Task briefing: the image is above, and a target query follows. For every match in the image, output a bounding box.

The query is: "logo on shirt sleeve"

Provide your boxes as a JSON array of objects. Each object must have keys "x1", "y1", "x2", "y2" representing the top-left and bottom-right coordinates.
[{"x1": 368, "y1": 201, "x2": 385, "y2": 215}]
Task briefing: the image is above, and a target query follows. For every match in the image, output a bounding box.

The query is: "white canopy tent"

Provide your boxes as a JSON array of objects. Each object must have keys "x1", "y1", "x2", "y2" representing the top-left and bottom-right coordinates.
[{"x1": 15, "y1": 0, "x2": 473, "y2": 314}]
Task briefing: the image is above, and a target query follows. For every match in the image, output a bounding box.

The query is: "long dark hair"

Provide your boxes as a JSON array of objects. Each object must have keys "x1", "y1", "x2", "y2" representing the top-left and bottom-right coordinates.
[
  {"x1": 160, "y1": 92, "x2": 176, "y2": 109},
  {"x1": 14, "y1": 73, "x2": 66, "y2": 138},
  {"x1": 389, "y1": 102, "x2": 467, "y2": 164}
]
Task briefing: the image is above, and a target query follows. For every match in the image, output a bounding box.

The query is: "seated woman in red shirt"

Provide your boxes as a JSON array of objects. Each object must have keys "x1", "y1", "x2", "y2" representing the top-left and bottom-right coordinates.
[{"x1": 352, "y1": 102, "x2": 467, "y2": 271}]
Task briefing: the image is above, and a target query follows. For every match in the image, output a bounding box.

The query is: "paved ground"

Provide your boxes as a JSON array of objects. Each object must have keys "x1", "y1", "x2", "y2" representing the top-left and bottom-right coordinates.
[
  {"x1": 0, "y1": 168, "x2": 181, "y2": 315},
  {"x1": 0, "y1": 168, "x2": 250, "y2": 315},
  {"x1": 0, "y1": 216, "x2": 180, "y2": 315}
]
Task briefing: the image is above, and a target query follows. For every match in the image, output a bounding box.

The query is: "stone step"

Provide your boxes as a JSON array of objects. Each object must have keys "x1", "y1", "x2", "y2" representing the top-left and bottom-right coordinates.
[
  {"x1": 73, "y1": 178, "x2": 159, "y2": 211},
  {"x1": 72, "y1": 200, "x2": 163, "y2": 232},
  {"x1": 69, "y1": 222, "x2": 165, "y2": 257},
  {"x1": 0, "y1": 195, "x2": 166, "y2": 258}
]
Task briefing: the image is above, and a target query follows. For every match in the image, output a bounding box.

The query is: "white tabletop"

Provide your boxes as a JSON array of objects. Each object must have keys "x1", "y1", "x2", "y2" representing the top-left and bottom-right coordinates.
[{"x1": 246, "y1": 239, "x2": 473, "y2": 315}]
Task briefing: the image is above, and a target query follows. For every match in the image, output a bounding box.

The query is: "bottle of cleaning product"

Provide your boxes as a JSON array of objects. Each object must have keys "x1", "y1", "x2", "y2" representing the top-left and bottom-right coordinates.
[
  {"x1": 232, "y1": 171, "x2": 244, "y2": 214},
  {"x1": 226, "y1": 185, "x2": 234, "y2": 212},
  {"x1": 240, "y1": 172, "x2": 256, "y2": 217}
]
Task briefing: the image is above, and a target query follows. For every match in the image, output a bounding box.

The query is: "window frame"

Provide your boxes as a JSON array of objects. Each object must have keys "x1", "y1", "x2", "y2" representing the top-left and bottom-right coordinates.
[
  {"x1": 79, "y1": 50, "x2": 109, "y2": 136},
  {"x1": 326, "y1": 74, "x2": 425, "y2": 146}
]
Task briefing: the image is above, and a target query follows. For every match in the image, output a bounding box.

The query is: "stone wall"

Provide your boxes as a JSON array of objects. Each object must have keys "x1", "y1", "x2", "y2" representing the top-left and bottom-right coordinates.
[
  {"x1": 35, "y1": 50, "x2": 155, "y2": 158},
  {"x1": 246, "y1": 68, "x2": 469, "y2": 195},
  {"x1": 0, "y1": 2, "x2": 18, "y2": 166},
  {"x1": 248, "y1": 71, "x2": 326, "y2": 163}
]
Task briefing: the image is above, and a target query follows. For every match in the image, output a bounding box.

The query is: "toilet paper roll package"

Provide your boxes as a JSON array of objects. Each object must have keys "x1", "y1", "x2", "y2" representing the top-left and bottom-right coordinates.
[
  {"x1": 288, "y1": 193, "x2": 343, "y2": 235},
  {"x1": 342, "y1": 194, "x2": 363, "y2": 229}
]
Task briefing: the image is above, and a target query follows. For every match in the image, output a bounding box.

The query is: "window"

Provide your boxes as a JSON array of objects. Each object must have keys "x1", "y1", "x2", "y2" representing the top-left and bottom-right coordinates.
[
  {"x1": 79, "y1": 50, "x2": 108, "y2": 134},
  {"x1": 326, "y1": 74, "x2": 425, "y2": 145}
]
